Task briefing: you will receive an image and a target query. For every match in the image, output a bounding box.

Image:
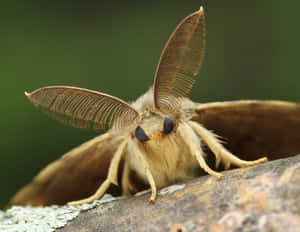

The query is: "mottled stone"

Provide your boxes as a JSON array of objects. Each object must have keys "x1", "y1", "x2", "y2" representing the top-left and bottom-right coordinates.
[{"x1": 1, "y1": 155, "x2": 300, "y2": 232}]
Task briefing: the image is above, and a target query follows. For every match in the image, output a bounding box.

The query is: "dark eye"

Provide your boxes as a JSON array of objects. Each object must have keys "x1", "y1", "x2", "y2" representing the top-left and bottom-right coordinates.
[
  {"x1": 135, "y1": 126, "x2": 149, "y2": 142},
  {"x1": 163, "y1": 117, "x2": 175, "y2": 134}
]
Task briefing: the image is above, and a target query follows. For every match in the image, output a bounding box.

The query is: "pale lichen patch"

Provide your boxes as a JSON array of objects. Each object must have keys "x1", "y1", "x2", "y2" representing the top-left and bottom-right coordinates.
[
  {"x1": 0, "y1": 194, "x2": 124, "y2": 232},
  {"x1": 159, "y1": 183, "x2": 186, "y2": 196}
]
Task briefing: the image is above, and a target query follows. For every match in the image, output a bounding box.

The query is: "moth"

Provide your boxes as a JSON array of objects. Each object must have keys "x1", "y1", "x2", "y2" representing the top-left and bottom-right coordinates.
[{"x1": 8, "y1": 7, "x2": 300, "y2": 207}]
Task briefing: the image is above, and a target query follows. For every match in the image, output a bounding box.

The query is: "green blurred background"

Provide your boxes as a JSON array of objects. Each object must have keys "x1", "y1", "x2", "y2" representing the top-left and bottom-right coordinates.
[{"x1": 1, "y1": 1, "x2": 300, "y2": 208}]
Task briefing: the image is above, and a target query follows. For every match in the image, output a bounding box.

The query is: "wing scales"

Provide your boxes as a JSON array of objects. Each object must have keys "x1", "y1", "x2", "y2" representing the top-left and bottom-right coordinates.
[
  {"x1": 7, "y1": 133, "x2": 123, "y2": 207},
  {"x1": 192, "y1": 100, "x2": 300, "y2": 161}
]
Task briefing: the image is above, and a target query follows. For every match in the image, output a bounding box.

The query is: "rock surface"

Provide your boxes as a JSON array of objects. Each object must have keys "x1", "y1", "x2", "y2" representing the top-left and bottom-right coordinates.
[
  {"x1": 1, "y1": 154, "x2": 300, "y2": 232},
  {"x1": 60, "y1": 154, "x2": 300, "y2": 232}
]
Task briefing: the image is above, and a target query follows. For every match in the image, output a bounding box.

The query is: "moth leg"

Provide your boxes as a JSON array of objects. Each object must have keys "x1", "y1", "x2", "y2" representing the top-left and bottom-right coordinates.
[
  {"x1": 122, "y1": 159, "x2": 135, "y2": 196},
  {"x1": 130, "y1": 141, "x2": 157, "y2": 203},
  {"x1": 146, "y1": 168, "x2": 157, "y2": 203},
  {"x1": 188, "y1": 121, "x2": 268, "y2": 169},
  {"x1": 178, "y1": 122, "x2": 223, "y2": 178},
  {"x1": 68, "y1": 137, "x2": 129, "y2": 206}
]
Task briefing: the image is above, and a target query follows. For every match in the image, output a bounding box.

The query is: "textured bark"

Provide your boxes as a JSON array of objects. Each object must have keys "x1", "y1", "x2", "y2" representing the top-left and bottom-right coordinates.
[{"x1": 58, "y1": 154, "x2": 300, "y2": 232}]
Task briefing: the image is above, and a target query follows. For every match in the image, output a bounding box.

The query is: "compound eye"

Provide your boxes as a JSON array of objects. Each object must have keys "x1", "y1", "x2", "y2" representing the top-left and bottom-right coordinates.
[
  {"x1": 163, "y1": 117, "x2": 175, "y2": 134},
  {"x1": 135, "y1": 126, "x2": 149, "y2": 142}
]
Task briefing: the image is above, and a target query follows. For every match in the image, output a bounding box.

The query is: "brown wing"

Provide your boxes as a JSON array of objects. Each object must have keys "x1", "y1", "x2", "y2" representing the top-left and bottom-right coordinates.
[
  {"x1": 192, "y1": 100, "x2": 300, "y2": 161},
  {"x1": 7, "y1": 133, "x2": 124, "y2": 207},
  {"x1": 153, "y1": 7, "x2": 206, "y2": 113}
]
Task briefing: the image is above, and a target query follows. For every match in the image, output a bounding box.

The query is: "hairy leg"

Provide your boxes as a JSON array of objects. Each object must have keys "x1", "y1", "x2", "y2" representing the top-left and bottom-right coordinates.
[
  {"x1": 68, "y1": 137, "x2": 129, "y2": 206},
  {"x1": 178, "y1": 122, "x2": 223, "y2": 178},
  {"x1": 188, "y1": 121, "x2": 268, "y2": 169},
  {"x1": 129, "y1": 141, "x2": 157, "y2": 203},
  {"x1": 121, "y1": 159, "x2": 135, "y2": 196}
]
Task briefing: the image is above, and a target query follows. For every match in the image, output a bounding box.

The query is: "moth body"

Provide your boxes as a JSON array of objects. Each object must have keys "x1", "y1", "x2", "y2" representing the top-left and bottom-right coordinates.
[
  {"x1": 123, "y1": 89, "x2": 198, "y2": 190},
  {"x1": 128, "y1": 119, "x2": 198, "y2": 189},
  {"x1": 128, "y1": 128, "x2": 199, "y2": 189}
]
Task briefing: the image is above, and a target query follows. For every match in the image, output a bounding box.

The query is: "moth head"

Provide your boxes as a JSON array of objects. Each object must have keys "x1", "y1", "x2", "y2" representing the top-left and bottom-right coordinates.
[{"x1": 133, "y1": 111, "x2": 177, "y2": 143}]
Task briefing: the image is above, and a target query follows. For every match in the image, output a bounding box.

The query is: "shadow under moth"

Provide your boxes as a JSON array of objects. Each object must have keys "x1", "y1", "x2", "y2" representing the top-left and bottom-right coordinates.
[{"x1": 8, "y1": 7, "x2": 300, "y2": 207}]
